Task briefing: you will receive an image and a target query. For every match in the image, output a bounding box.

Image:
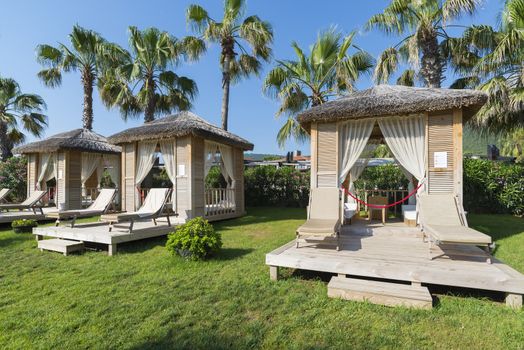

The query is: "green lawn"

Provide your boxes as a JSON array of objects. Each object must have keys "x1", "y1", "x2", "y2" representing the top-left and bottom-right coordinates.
[{"x1": 0, "y1": 208, "x2": 523, "y2": 349}]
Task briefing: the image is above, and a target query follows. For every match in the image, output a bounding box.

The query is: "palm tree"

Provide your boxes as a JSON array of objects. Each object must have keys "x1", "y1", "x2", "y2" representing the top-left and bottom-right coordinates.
[
  {"x1": 0, "y1": 77, "x2": 48, "y2": 160},
  {"x1": 187, "y1": 0, "x2": 273, "y2": 130},
  {"x1": 263, "y1": 29, "x2": 374, "y2": 147},
  {"x1": 99, "y1": 26, "x2": 205, "y2": 123},
  {"x1": 451, "y1": 0, "x2": 523, "y2": 132},
  {"x1": 366, "y1": 0, "x2": 482, "y2": 87},
  {"x1": 36, "y1": 25, "x2": 118, "y2": 130}
]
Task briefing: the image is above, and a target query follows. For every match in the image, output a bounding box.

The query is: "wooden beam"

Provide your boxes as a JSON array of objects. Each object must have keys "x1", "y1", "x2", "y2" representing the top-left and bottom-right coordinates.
[
  {"x1": 269, "y1": 265, "x2": 279, "y2": 281},
  {"x1": 505, "y1": 293, "x2": 522, "y2": 309}
]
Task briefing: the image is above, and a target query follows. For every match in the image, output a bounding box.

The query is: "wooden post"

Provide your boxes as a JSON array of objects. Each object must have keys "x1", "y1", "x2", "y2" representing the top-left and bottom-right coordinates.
[
  {"x1": 505, "y1": 293, "x2": 522, "y2": 309},
  {"x1": 108, "y1": 244, "x2": 117, "y2": 256},
  {"x1": 269, "y1": 265, "x2": 279, "y2": 281}
]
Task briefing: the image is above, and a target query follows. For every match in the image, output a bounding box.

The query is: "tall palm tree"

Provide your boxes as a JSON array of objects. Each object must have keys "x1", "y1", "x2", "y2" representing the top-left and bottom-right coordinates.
[
  {"x1": 366, "y1": 0, "x2": 482, "y2": 87},
  {"x1": 36, "y1": 25, "x2": 118, "y2": 130},
  {"x1": 0, "y1": 77, "x2": 48, "y2": 160},
  {"x1": 263, "y1": 29, "x2": 374, "y2": 147},
  {"x1": 99, "y1": 26, "x2": 205, "y2": 123},
  {"x1": 451, "y1": 0, "x2": 524, "y2": 132},
  {"x1": 187, "y1": 0, "x2": 273, "y2": 130}
]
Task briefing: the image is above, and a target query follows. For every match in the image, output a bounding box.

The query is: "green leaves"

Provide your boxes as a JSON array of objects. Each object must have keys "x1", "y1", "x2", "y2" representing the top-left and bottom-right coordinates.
[
  {"x1": 166, "y1": 217, "x2": 222, "y2": 261},
  {"x1": 374, "y1": 47, "x2": 399, "y2": 84}
]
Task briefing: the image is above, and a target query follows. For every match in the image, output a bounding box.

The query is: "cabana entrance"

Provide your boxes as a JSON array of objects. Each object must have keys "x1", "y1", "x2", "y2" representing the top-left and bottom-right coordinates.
[{"x1": 266, "y1": 85, "x2": 524, "y2": 309}]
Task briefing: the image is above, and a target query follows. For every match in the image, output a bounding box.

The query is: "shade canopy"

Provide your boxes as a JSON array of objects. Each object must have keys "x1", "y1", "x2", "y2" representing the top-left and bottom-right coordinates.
[
  {"x1": 108, "y1": 111, "x2": 254, "y2": 151},
  {"x1": 13, "y1": 128, "x2": 121, "y2": 155},
  {"x1": 297, "y1": 85, "x2": 487, "y2": 130}
]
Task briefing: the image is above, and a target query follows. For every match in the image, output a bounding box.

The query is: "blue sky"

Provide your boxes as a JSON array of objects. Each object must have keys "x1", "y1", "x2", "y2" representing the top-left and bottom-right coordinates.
[{"x1": 0, "y1": 0, "x2": 503, "y2": 155}]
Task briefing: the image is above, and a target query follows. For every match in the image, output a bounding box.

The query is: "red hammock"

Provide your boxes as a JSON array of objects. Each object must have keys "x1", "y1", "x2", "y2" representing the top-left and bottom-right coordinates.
[{"x1": 341, "y1": 180, "x2": 424, "y2": 209}]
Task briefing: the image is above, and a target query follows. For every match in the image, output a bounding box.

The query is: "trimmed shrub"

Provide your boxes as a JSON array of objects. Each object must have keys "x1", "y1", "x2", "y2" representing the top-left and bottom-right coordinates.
[
  {"x1": 355, "y1": 164, "x2": 409, "y2": 190},
  {"x1": 464, "y1": 158, "x2": 524, "y2": 216},
  {"x1": 244, "y1": 166, "x2": 310, "y2": 207},
  {"x1": 0, "y1": 156, "x2": 27, "y2": 202},
  {"x1": 166, "y1": 217, "x2": 222, "y2": 260},
  {"x1": 12, "y1": 219, "x2": 38, "y2": 233}
]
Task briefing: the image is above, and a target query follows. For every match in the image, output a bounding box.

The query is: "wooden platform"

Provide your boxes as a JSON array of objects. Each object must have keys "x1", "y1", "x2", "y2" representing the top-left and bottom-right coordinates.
[
  {"x1": 267, "y1": 219, "x2": 524, "y2": 308},
  {"x1": 33, "y1": 216, "x2": 182, "y2": 256},
  {"x1": 328, "y1": 276, "x2": 433, "y2": 309},
  {"x1": 0, "y1": 207, "x2": 56, "y2": 224},
  {"x1": 38, "y1": 238, "x2": 84, "y2": 256}
]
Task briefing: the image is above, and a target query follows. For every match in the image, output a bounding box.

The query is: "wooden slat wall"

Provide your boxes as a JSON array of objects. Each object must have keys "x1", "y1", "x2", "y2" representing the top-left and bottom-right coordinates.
[
  {"x1": 234, "y1": 148, "x2": 245, "y2": 215},
  {"x1": 121, "y1": 143, "x2": 136, "y2": 212},
  {"x1": 427, "y1": 112, "x2": 455, "y2": 194},
  {"x1": 56, "y1": 152, "x2": 66, "y2": 207},
  {"x1": 191, "y1": 136, "x2": 205, "y2": 218},
  {"x1": 315, "y1": 122, "x2": 338, "y2": 187},
  {"x1": 453, "y1": 109, "x2": 464, "y2": 203},
  {"x1": 27, "y1": 154, "x2": 37, "y2": 197},
  {"x1": 66, "y1": 151, "x2": 82, "y2": 209},
  {"x1": 176, "y1": 136, "x2": 190, "y2": 219}
]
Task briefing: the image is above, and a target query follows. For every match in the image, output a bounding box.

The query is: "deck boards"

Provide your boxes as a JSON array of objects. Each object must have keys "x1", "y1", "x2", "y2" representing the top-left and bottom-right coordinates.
[
  {"x1": 266, "y1": 219, "x2": 524, "y2": 295},
  {"x1": 0, "y1": 207, "x2": 57, "y2": 224}
]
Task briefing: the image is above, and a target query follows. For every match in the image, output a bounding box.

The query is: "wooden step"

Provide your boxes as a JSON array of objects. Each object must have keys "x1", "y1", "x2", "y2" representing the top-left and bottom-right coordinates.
[
  {"x1": 327, "y1": 276, "x2": 433, "y2": 309},
  {"x1": 38, "y1": 239, "x2": 84, "y2": 256}
]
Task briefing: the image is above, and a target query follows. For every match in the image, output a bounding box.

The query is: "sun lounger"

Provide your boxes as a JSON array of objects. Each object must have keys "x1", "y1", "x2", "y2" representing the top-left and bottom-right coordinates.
[
  {"x1": 418, "y1": 193, "x2": 493, "y2": 263},
  {"x1": 0, "y1": 190, "x2": 46, "y2": 215},
  {"x1": 100, "y1": 188, "x2": 173, "y2": 232},
  {"x1": 0, "y1": 188, "x2": 12, "y2": 203},
  {"x1": 47, "y1": 188, "x2": 117, "y2": 227},
  {"x1": 296, "y1": 187, "x2": 341, "y2": 250}
]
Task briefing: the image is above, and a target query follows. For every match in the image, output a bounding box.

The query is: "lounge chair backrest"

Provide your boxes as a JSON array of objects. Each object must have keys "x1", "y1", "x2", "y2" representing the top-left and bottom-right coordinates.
[
  {"x1": 137, "y1": 188, "x2": 170, "y2": 214},
  {"x1": 309, "y1": 187, "x2": 340, "y2": 220},
  {"x1": 418, "y1": 194, "x2": 462, "y2": 227},
  {"x1": 89, "y1": 189, "x2": 116, "y2": 211},
  {"x1": 21, "y1": 190, "x2": 46, "y2": 206},
  {"x1": 0, "y1": 188, "x2": 11, "y2": 199}
]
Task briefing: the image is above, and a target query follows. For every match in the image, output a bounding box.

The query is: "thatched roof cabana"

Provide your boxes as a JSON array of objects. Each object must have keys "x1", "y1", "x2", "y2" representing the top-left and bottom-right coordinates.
[
  {"x1": 297, "y1": 85, "x2": 487, "y2": 130},
  {"x1": 108, "y1": 111, "x2": 254, "y2": 151},
  {"x1": 13, "y1": 128, "x2": 121, "y2": 155}
]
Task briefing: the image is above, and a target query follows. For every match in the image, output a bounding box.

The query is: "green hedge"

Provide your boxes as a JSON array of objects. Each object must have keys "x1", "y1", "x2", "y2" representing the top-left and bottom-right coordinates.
[
  {"x1": 244, "y1": 166, "x2": 310, "y2": 207},
  {"x1": 0, "y1": 157, "x2": 27, "y2": 202},
  {"x1": 354, "y1": 164, "x2": 409, "y2": 190},
  {"x1": 463, "y1": 158, "x2": 524, "y2": 216}
]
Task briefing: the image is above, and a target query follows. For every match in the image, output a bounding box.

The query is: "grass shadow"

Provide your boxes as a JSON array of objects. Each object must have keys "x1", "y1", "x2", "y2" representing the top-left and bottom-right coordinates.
[
  {"x1": 0, "y1": 232, "x2": 31, "y2": 247},
  {"x1": 468, "y1": 214, "x2": 524, "y2": 241},
  {"x1": 215, "y1": 248, "x2": 254, "y2": 260},
  {"x1": 213, "y1": 207, "x2": 306, "y2": 230}
]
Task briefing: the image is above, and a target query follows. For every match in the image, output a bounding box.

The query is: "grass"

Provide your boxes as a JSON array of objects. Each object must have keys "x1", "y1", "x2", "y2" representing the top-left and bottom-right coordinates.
[{"x1": 0, "y1": 208, "x2": 523, "y2": 349}]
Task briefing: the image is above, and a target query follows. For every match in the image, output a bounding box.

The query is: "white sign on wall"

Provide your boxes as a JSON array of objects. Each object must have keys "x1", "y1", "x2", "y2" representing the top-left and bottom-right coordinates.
[
  {"x1": 434, "y1": 152, "x2": 448, "y2": 168},
  {"x1": 178, "y1": 164, "x2": 186, "y2": 176}
]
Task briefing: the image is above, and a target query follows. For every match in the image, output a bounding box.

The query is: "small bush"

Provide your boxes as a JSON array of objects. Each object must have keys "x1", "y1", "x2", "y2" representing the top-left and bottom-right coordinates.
[
  {"x1": 355, "y1": 164, "x2": 409, "y2": 190},
  {"x1": 11, "y1": 219, "x2": 38, "y2": 233},
  {"x1": 166, "y1": 217, "x2": 222, "y2": 260}
]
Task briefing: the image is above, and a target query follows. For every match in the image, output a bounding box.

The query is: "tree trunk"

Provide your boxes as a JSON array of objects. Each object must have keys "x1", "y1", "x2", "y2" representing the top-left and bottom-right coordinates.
[
  {"x1": 220, "y1": 37, "x2": 235, "y2": 131},
  {"x1": 82, "y1": 70, "x2": 94, "y2": 130},
  {"x1": 221, "y1": 60, "x2": 231, "y2": 131},
  {"x1": 0, "y1": 121, "x2": 13, "y2": 161},
  {"x1": 419, "y1": 29, "x2": 443, "y2": 88},
  {"x1": 144, "y1": 75, "x2": 156, "y2": 123}
]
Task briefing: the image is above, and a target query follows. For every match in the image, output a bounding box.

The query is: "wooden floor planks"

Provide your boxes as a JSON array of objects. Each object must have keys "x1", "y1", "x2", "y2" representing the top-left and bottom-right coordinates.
[{"x1": 266, "y1": 219, "x2": 524, "y2": 296}]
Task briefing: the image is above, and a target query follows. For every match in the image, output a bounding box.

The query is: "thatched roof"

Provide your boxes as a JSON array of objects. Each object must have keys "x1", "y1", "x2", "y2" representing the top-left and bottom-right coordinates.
[
  {"x1": 108, "y1": 111, "x2": 254, "y2": 151},
  {"x1": 297, "y1": 85, "x2": 487, "y2": 129},
  {"x1": 13, "y1": 129, "x2": 121, "y2": 155}
]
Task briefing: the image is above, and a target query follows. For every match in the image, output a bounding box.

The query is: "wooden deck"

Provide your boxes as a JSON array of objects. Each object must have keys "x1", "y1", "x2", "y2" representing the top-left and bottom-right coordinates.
[
  {"x1": 0, "y1": 207, "x2": 57, "y2": 224},
  {"x1": 266, "y1": 219, "x2": 524, "y2": 307},
  {"x1": 33, "y1": 216, "x2": 182, "y2": 256}
]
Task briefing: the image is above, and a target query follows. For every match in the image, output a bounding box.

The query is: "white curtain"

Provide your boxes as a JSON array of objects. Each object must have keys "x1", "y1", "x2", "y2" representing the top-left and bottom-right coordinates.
[
  {"x1": 347, "y1": 159, "x2": 369, "y2": 203},
  {"x1": 104, "y1": 154, "x2": 120, "y2": 189},
  {"x1": 135, "y1": 141, "x2": 159, "y2": 205},
  {"x1": 159, "y1": 140, "x2": 177, "y2": 205},
  {"x1": 378, "y1": 114, "x2": 426, "y2": 187},
  {"x1": 397, "y1": 162, "x2": 416, "y2": 205},
  {"x1": 204, "y1": 142, "x2": 219, "y2": 178},
  {"x1": 81, "y1": 153, "x2": 102, "y2": 188},
  {"x1": 338, "y1": 118, "x2": 376, "y2": 185},
  {"x1": 218, "y1": 144, "x2": 235, "y2": 188},
  {"x1": 36, "y1": 153, "x2": 52, "y2": 189}
]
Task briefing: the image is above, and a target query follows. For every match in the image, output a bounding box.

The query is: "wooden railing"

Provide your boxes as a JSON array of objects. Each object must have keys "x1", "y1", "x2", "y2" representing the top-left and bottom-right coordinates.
[
  {"x1": 353, "y1": 189, "x2": 410, "y2": 216},
  {"x1": 205, "y1": 188, "x2": 236, "y2": 218}
]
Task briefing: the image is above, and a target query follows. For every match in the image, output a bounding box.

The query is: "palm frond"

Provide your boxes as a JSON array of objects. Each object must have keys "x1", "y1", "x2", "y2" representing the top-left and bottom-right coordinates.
[{"x1": 374, "y1": 47, "x2": 399, "y2": 84}]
